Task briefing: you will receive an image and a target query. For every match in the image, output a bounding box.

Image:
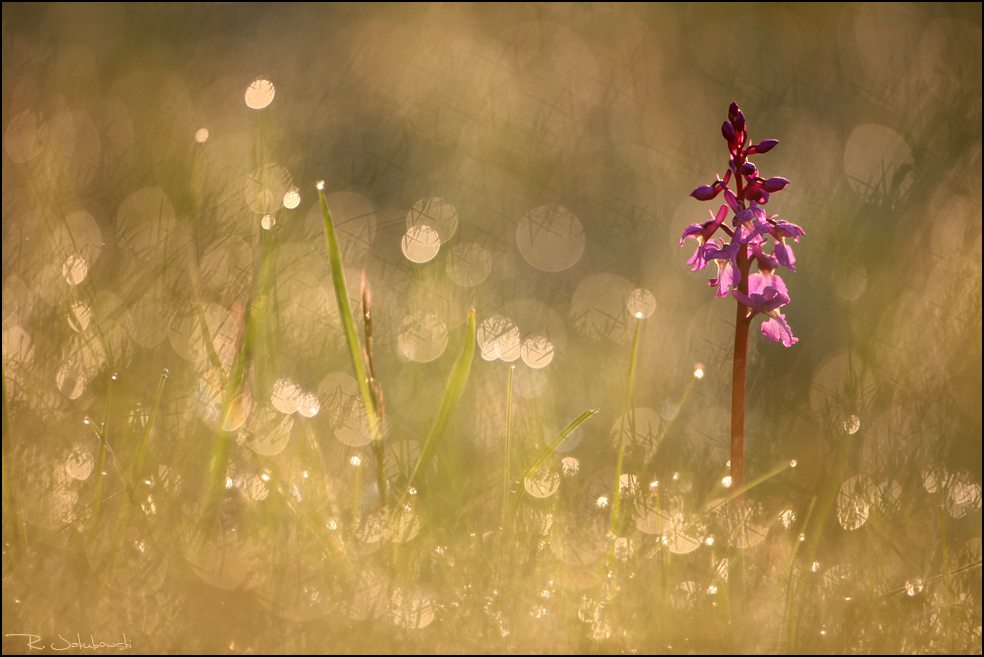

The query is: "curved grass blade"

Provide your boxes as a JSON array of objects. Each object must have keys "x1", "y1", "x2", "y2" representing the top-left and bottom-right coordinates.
[
  {"x1": 317, "y1": 187, "x2": 379, "y2": 440},
  {"x1": 405, "y1": 308, "x2": 477, "y2": 497},
  {"x1": 512, "y1": 408, "x2": 599, "y2": 516},
  {"x1": 318, "y1": 186, "x2": 386, "y2": 503}
]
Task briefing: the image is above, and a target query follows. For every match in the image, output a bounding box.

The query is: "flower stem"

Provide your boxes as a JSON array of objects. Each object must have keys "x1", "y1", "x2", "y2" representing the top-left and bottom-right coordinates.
[{"x1": 731, "y1": 245, "x2": 753, "y2": 504}]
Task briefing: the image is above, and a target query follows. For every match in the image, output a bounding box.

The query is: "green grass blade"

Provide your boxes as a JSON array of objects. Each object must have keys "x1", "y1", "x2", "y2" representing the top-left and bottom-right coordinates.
[
  {"x1": 405, "y1": 307, "x2": 477, "y2": 495},
  {"x1": 318, "y1": 187, "x2": 387, "y2": 506},
  {"x1": 522, "y1": 409, "x2": 599, "y2": 481},
  {"x1": 511, "y1": 408, "x2": 599, "y2": 517},
  {"x1": 133, "y1": 369, "x2": 168, "y2": 484},
  {"x1": 317, "y1": 188, "x2": 380, "y2": 444}
]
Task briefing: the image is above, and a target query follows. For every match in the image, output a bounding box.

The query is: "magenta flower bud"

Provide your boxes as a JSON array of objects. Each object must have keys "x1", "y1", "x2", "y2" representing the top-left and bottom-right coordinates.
[
  {"x1": 740, "y1": 162, "x2": 757, "y2": 176},
  {"x1": 690, "y1": 185, "x2": 719, "y2": 201},
  {"x1": 755, "y1": 139, "x2": 779, "y2": 153},
  {"x1": 732, "y1": 111, "x2": 745, "y2": 132},
  {"x1": 723, "y1": 189, "x2": 740, "y2": 214},
  {"x1": 722, "y1": 121, "x2": 737, "y2": 144},
  {"x1": 729, "y1": 102, "x2": 741, "y2": 122},
  {"x1": 762, "y1": 177, "x2": 790, "y2": 193}
]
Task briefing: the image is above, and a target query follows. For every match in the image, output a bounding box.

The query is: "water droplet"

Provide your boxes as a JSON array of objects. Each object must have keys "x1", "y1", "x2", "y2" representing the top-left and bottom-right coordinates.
[
  {"x1": 283, "y1": 189, "x2": 301, "y2": 209},
  {"x1": 521, "y1": 335, "x2": 554, "y2": 369},
  {"x1": 401, "y1": 224, "x2": 441, "y2": 263},
  {"x1": 195, "y1": 128, "x2": 209, "y2": 143},
  {"x1": 245, "y1": 79, "x2": 275, "y2": 109},
  {"x1": 627, "y1": 288, "x2": 656, "y2": 319},
  {"x1": 904, "y1": 578, "x2": 923, "y2": 596},
  {"x1": 62, "y1": 254, "x2": 88, "y2": 286},
  {"x1": 843, "y1": 415, "x2": 860, "y2": 434}
]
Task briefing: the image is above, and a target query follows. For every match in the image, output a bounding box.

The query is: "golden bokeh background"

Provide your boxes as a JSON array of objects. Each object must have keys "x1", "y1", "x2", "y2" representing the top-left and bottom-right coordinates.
[{"x1": 2, "y1": 3, "x2": 981, "y2": 653}]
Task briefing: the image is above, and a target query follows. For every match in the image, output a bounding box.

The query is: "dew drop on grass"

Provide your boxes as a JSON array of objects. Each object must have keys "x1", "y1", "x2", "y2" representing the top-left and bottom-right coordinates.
[
  {"x1": 477, "y1": 315, "x2": 521, "y2": 362},
  {"x1": 245, "y1": 79, "x2": 275, "y2": 109},
  {"x1": 401, "y1": 224, "x2": 441, "y2": 263},
  {"x1": 62, "y1": 254, "x2": 88, "y2": 285},
  {"x1": 68, "y1": 302, "x2": 91, "y2": 332},
  {"x1": 521, "y1": 335, "x2": 554, "y2": 369},
  {"x1": 271, "y1": 378, "x2": 302, "y2": 414},
  {"x1": 627, "y1": 288, "x2": 656, "y2": 319},
  {"x1": 391, "y1": 590, "x2": 435, "y2": 629},
  {"x1": 65, "y1": 444, "x2": 94, "y2": 480},
  {"x1": 245, "y1": 474, "x2": 269, "y2": 501},
  {"x1": 843, "y1": 414, "x2": 860, "y2": 434},
  {"x1": 283, "y1": 189, "x2": 301, "y2": 209},
  {"x1": 296, "y1": 392, "x2": 320, "y2": 418},
  {"x1": 525, "y1": 465, "x2": 560, "y2": 498},
  {"x1": 837, "y1": 475, "x2": 872, "y2": 530},
  {"x1": 407, "y1": 197, "x2": 458, "y2": 243},
  {"x1": 194, "y1": 128, "x2": 209, "y2": 143}
]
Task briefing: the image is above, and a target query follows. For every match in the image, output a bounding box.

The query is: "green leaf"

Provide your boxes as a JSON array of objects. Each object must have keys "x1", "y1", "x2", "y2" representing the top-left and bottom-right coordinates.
[
  {"x1": 318, "y1": 188, "x2": 380, "y2": 442},
  {"x1": 406, "y1": 308, "x2": 477, "y2": 495}
]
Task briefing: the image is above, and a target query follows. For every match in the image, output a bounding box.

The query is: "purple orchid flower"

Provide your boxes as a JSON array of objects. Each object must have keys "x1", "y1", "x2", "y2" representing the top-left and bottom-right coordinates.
[
  {"x1": 680, "y1": 102, "x2": 801, "y2": 348},
  {"x1": 680, "y1": 204, "x2": 730, "y2": 271},
  {"x1": 732, "y1": 273, "x2": 798, "y2": 347},
  {"x1": 769, "y1": 220, "x2": 805, "y2": 272}
]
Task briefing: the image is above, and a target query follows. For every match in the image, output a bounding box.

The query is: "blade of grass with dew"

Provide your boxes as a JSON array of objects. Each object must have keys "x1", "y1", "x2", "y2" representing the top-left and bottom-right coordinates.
[
  {"x1": 611, "y1": 317, "x2": 643, "y2": 546},
  {"x1": 89, "y1": 375, "x2": 115, "y2": 536},
  {"x1": 510, "y1": 408, "x2": 599, "y2": 517},
  {"x1": 361, "y1": 271, "x2": 387, "y2": 507},
  {"x1": 132, "y1": 369, "x2": 169, "y2": 486},
  {"x1": 404, "y1": 308, "x2": 476, "y2": 497},
  {"x1": 107, "y1": 369, "x2": 170, "y2": 561},
  {"x1": 317, "y1": 187, "x2": 386, "y2": 503}
]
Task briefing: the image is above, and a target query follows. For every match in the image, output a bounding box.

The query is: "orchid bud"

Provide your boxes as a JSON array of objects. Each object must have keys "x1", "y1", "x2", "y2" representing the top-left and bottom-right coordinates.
[
  {"x1": 762, "y1": 177, "x2": 790, "y2": 193},
  {"x1": 690, "y1": 185, "x2": 719, "y2": 201},
  {"x1": 755, "y1": 139, "x2": 779, "y2": 154},
  {"x1": 733, "y1": 111, "x2": 745, "y2": 132},
  {"x1": 740, "y1": 162, "x2": 757, "y2": 177},
  {"x1": 722, "y1": 121, "x2": 737, "y2": 145},
  {"x1": 729, "y1": 102, "x2": 740, "y2": 123}
]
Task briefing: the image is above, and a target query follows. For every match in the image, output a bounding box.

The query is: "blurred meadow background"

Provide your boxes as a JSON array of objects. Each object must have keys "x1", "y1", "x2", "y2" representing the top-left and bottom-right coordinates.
[{"x1": 2, "y1": 2, "x2": 981, "y2": 654}]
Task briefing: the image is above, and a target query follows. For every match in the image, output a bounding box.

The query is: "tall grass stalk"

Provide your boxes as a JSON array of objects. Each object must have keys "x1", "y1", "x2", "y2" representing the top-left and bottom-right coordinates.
[
  {"x1": 88, "y1": 374, "x2": 115, "y2": 536},
  {"x1": 499, "y1": 364, "x2": 515, "y2": 550},
  {"x1": 610, "y1": 316, "x2": 643, "y2": 557},
  {"x1": 317, "y1": 186, "x2": 387, "y2": 506},
  {"x1": 510, "y1": 408, "x2": 599, "y2": 519},
  {"x1": 404, "y1": 307, "x2": 477, "y2": 500}
]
